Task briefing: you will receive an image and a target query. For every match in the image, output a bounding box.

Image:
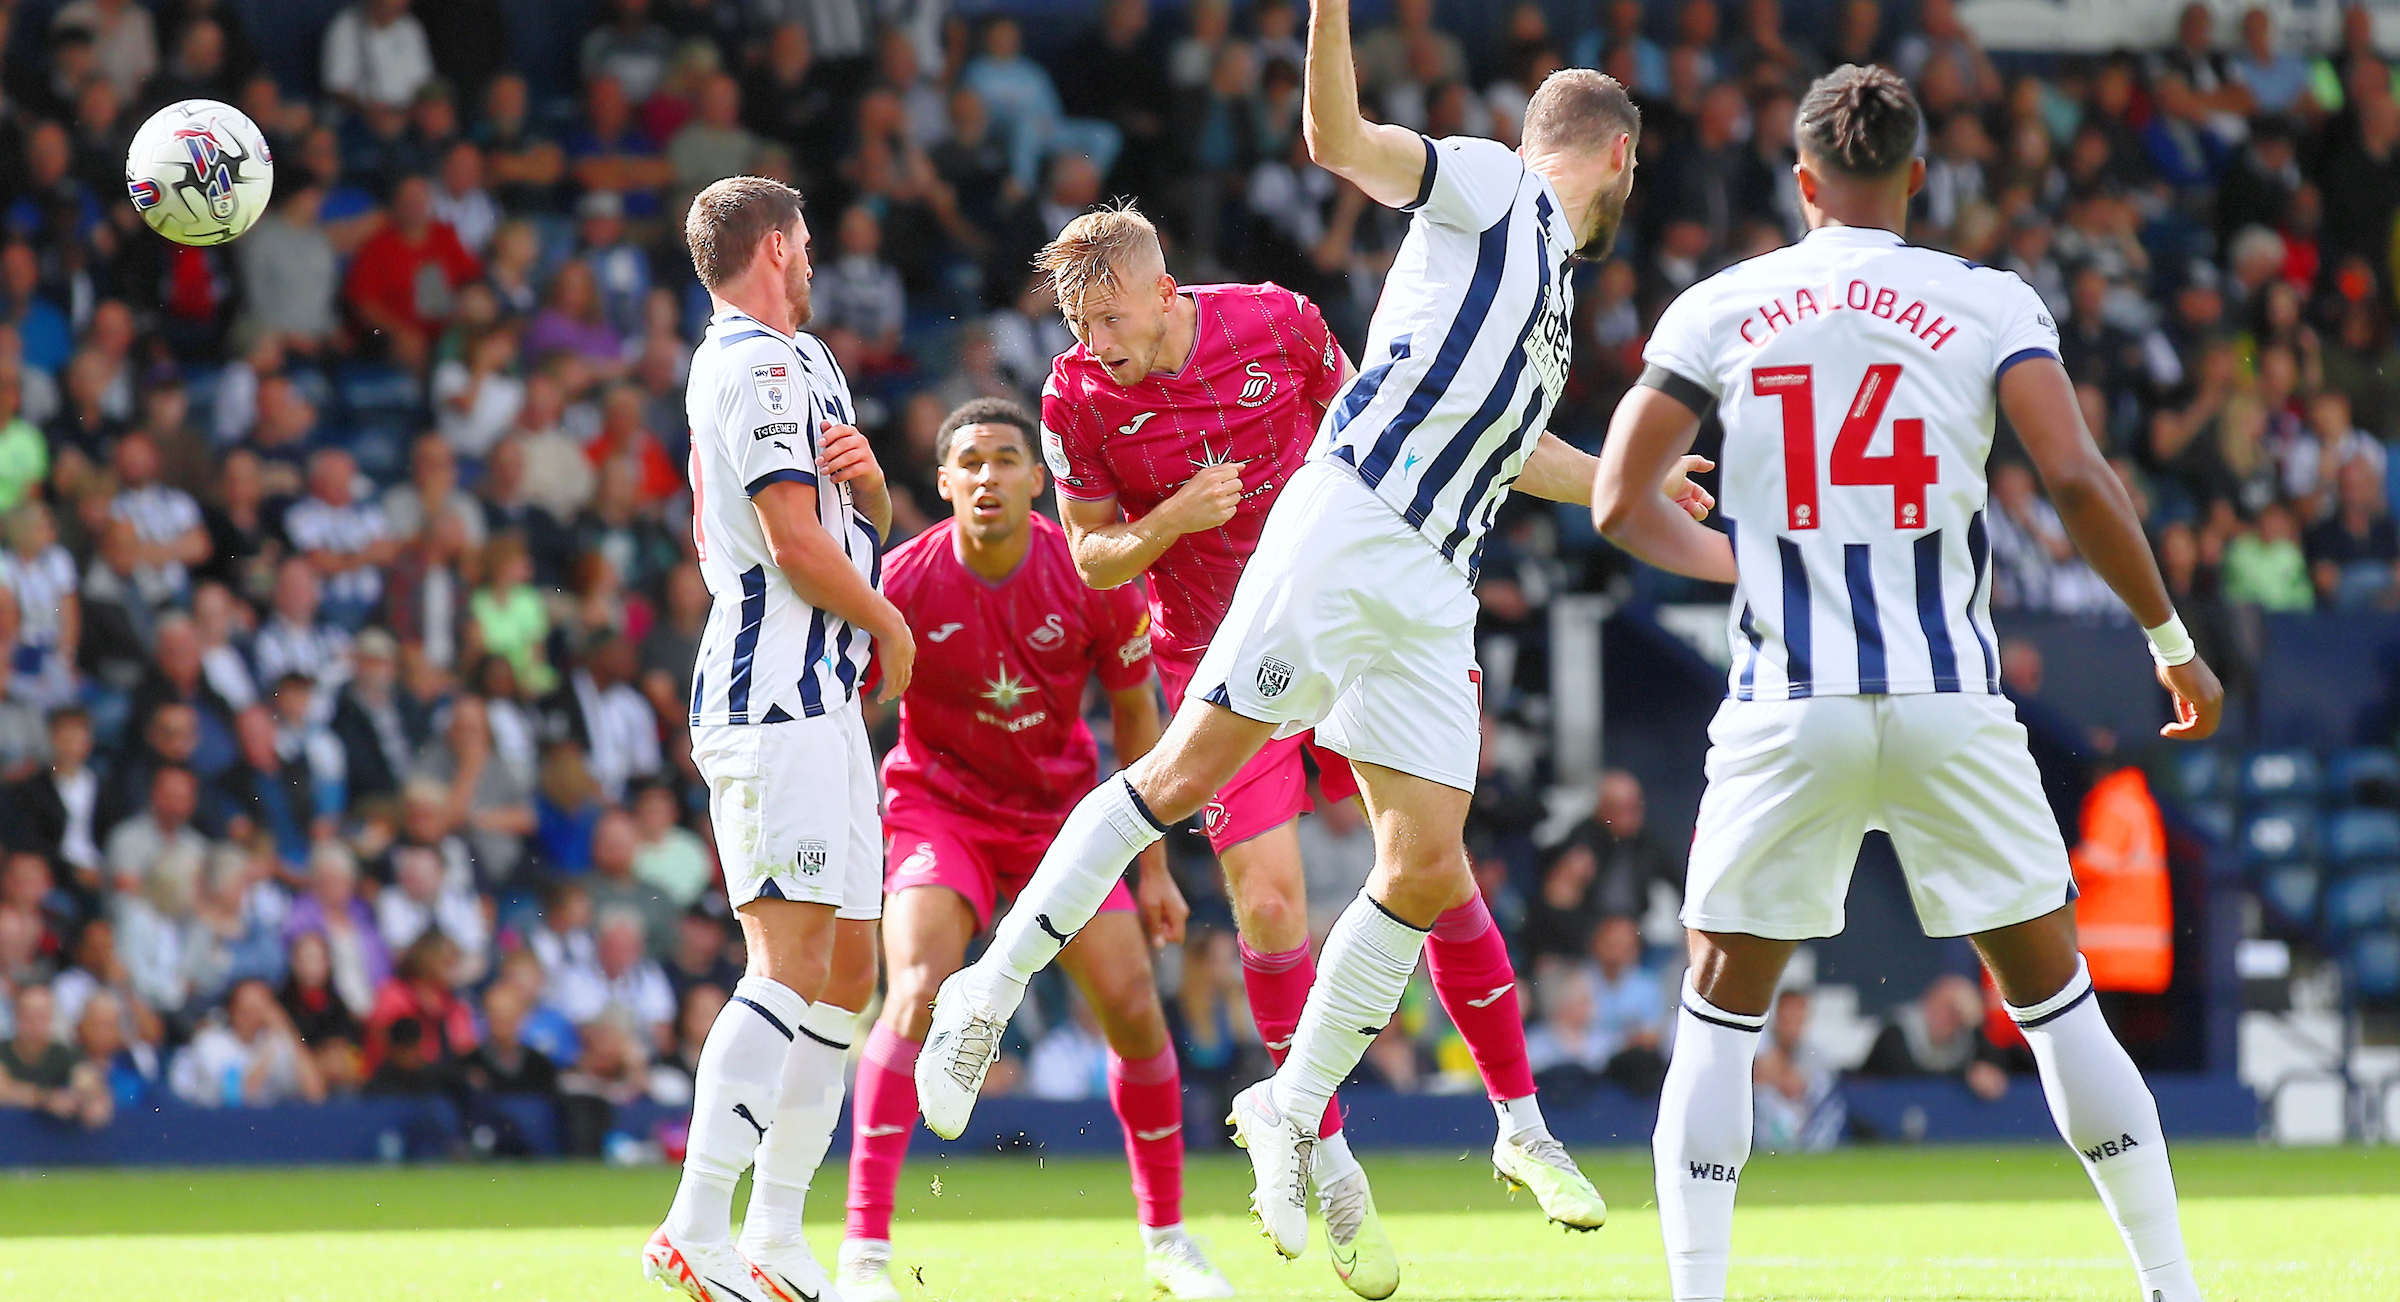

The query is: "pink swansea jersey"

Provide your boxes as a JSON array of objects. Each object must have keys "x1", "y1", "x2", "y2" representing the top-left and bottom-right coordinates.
[
  {"x1": 1041, "y1": 282, "x2": 1346, "y2": 669},
  {"x1": 880, "y1": 513, "x2": 1156, "y2": 828}
]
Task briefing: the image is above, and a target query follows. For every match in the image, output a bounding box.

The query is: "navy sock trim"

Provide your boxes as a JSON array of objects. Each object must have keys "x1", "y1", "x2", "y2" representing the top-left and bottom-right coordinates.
[
  {"x1": 1123, "y1": 777, "x2": 1170, "y2": 834},
  {"x1": 797, "y1": 1024, "x2": 851, "y2": 1051},
  {"x1": 1365, "y1": 895, "x2": 1434, "y2": 933},
  {"x1": 732, "y1": 996, "x2": 794, "y2": 1041},
  {"x1": 1681, "y1": 998, "x2": 1765, "y2": 1033},
  {"x1": 2011, "y1": 982, "x2": 2095, "y2": 1030}
]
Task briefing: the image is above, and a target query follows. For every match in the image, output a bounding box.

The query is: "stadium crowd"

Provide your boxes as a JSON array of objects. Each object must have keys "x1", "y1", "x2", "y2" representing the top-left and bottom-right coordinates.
[{"x1": 0, "y1": 0, "x2": 2386, "y2": 1144}]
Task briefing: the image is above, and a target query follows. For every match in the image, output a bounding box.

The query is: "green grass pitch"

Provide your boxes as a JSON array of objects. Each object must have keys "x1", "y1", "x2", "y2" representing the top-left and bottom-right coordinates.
[{"x1": 2, "y1": 1142, "x2": 2394, "y2": 1300}]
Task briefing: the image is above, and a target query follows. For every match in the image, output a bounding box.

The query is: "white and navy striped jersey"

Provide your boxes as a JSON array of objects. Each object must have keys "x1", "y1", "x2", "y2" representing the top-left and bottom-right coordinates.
[
  {"x1": 685, "y1": 308, "x2": 877, "y2": 727},
  {"x1": 1311, "y1": 135, "x2": 1576, "y2": 578},
  {"x1": 1643, "y1": 225, "x2": 2062, "y2": 701}
]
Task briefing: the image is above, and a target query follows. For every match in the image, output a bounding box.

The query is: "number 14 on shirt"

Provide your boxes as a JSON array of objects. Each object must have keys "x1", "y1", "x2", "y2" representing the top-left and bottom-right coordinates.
[{"x1": 1750, "y1": 362, "x2": 1941, "y2": 532}]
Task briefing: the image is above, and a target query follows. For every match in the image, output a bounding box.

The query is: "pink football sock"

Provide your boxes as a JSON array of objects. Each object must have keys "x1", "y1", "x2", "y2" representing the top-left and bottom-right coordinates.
[
  {"x1": 1240, "y1": 939, "x2": 1344, "y2": 1137},
  {"x1": 1427, "y1": 893, "x2": 1537, "y2": 1102},
  {"x1": 1108, "y1": 1045, "x2": 1186, "y2": 1229},
  {"x1": 844, "y1": 1021, "x2": 921, "y2": 1242}
]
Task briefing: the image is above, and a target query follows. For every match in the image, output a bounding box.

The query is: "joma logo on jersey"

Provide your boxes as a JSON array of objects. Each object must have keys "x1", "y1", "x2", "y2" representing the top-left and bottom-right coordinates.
[
  {"x1": 795, "y1": 839, "x2": 829, "y2": 876},
  {"x1": 2082, "y1": 1133, "x2": 2140, "y2": 1162},
  {"x1": 1236, "y1": 361, "x2": 1276, "y2": 407},
  {"x1": 1688, "y1": 1162, "x2": 1740, "y2": 1183},
  {"x1": 751, "y1": 363, "x2": 793, "y2": 415}
]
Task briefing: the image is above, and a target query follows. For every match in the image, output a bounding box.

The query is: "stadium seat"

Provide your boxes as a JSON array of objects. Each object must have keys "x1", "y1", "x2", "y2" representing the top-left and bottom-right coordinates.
[
  {"x1": 2240, "y1": 803, "x2": 2319, "y2": 866},
  {"x1": 2325, "y1": 809, "x2": 2400, "y2": 866},
  {"x1": 2258, "y1": 862, "x2": 2322, "y2": 933},
  {"x1": 2239, "y1": 749, "x2": 2322, "y2": 805},
  {"x1": 335, "y1": 363, "x2": 423, "y2": 417},
  {"x1": 2347, "y1": 930, "x2": 2400, "y2": 1003},
  {"x1": 2327, "y1": 748, "x2": 2400, "y2": 807},
  {"x1": 2184, "y1": 799, "x2": 2235, "y2": 846},
  {"x1": 2321, "y1": 867, "x2": 2400, "y2": 938},
  {"x1": 2172, "y1": 746, "x2": 2227, "y2": 802}
]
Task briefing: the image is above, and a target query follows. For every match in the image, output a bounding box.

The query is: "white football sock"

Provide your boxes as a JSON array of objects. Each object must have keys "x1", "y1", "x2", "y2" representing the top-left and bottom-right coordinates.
[
  {"x1": 987, "y1": 774, "x2": 1167, "y2": 983},
  {"x1": 1495, "y1": 1093, "x2": 1547, "y2": 1142},
  {"x1": 1271, "y1": 892, "x2": 1427, "y2": 1130},
  {"x1": 2010, "y1": 958, "x2": 2202, "y2": 1302},
  {"x1": 1137, "y1": 1222, "x2": 1187, "y2": 1250},
  {"x1": 668, "y1": 974, "x2": 806, "y2": 1245},
  {"x1": 1313, "y1": 1129, "x2": 1364, "y2": 1191},
  {"x1": 742, "y1": 999, "x2": 860, "y2": 1249},
  {"x1": 1652, "y1": 977, "x2": 1765, "y2": 1302}
]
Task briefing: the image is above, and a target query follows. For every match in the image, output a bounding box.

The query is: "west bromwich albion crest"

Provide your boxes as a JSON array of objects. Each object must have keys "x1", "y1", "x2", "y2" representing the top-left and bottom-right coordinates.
[
  {"x1": 752, "y1": 363, "x2": 794, "y2": 416},
  {"x1": 1256, "y1": 655, "x2": 1295, "y2": 699}
]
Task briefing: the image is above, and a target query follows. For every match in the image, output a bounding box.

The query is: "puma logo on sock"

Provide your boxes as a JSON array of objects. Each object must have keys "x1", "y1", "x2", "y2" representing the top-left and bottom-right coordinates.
[
  {"x1": 1036, "y1": 913, "x2": 1077, "y2": 947},
  {"x1": 733, "y1": 1103, "x2": 769, "y2": 1142}
]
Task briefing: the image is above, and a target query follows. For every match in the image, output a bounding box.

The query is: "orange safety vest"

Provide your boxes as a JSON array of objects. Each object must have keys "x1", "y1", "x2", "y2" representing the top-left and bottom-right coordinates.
[{"x1": 2068, "y1": 766, "x2": 2175, "y2": 995}]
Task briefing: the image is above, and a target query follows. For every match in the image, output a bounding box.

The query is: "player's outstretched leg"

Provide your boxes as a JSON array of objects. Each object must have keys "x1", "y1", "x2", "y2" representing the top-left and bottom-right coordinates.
[
  {"x1": 919, "y1": 708, "x2": 1269, "y2": 1139},
  {"x1": 1981, "y1": 910, "x2": 2204, "y2": 1302},
  {"x1": 1426, "y1": 891, "x2": 1605, "y2": 1230},
  {"x1": 739, "y1": 922, "x2": 870, "y2": 1302},
  {"x1": 647, "y1": 972, "x2": 808, "y2": 1302},
  {"x1": 1226, "y1": 826, "x2": 1398, "y2": 1299}
]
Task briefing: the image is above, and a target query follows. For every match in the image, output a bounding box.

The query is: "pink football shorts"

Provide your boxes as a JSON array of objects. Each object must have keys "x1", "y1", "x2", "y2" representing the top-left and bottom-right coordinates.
[{"x1": 883, "y1": 785, "x2": 1136, "y2": 930}]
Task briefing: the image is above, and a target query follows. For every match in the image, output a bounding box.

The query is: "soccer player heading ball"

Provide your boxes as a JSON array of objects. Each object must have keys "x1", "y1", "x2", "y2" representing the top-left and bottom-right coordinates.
[
  {"x1": 1593, "y1": 65, "x2": 2222, "y2": 1302},
  {"x1": 917, "y1": 0, "x2": 1713, "y2": 1272}
]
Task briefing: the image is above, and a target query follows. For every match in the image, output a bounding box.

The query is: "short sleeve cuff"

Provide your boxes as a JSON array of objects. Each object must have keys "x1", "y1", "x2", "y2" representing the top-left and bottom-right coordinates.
[
  {"x1": 1996, "y1": 347, "x2": 2061, "y2": 379},
  {"x1": 746, "y1": 468, "x2": 818, "y2": 496},
  {"x1": 1400, "y1": 135, "x2": 1439, "y2": 212}
]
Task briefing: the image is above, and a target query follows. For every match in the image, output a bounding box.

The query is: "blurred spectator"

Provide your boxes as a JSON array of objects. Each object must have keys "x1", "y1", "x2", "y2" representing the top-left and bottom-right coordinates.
[
  {"x1": 582, "y1": 0, "x2": 676, "y2": 103},
  {"x1": 548, "y1": 905, "x2": 675, "y2": 1051},
  {"x1": 567, "y1": 76, "x2": 673, "y2": 221},
  {"x1": 345, "y1": 175, "x2": 482, "y2": 372},
  {"x1": 630, "y1": 782, "x2": 710, "y2": 909},
  {"x1": 464, "y1": 977, "x2": 558, "y2": 1095},
  {"x1": 110, "y1": 431, "x2": 208, "y2": 609},
  {"x1": 169, "y1": 976, "x2": 326, "y2": 1106},
  {"x1": 2231, "y1": 8, "x2": 2313, "y2": 117},
  {"x1": 2, "y1": 502, "x2": 80, "y2": 708},
  {"x1": 235, "y1": 178, "x2": 344, "y2": 358},
  {"x1": 1297, "y1": 796, "x2": 1374, "y2": 938},
  {"x1": 74, "y1": 988, "x2": 156, "y2": 1107},
  {"x1": 1525, "y1": 918, "x2": 1665, "y2": 1098},
  {"x1": 431, "y1": 142, "x2": 501, "y2": 257},
  {"x1": 472, "y1": 533, "x2": 554, "y2": 694},
  {"x1": 670, "y1": 74, "x2": 764, "y2": 198},
  {"x1": 331, "y1": 632, "x2": 425, "y2": 809},
  {"x1": 1857, "y1": 974, "x2": 2010, "y2": 1101},
  {"x1": 104, "y1": 765, "x2": 209, "y2": 893},
  {"x1": 365, "y1": 931, "x2": 476, "y2": 1073},
  {"x1": 321, "y1": 0, "x2": 435, "y2": 112},
  {"x1": 5, "y1": 707, "x2": 102, "y2": 890},
  {"x1": 287, "y1": 450, "x2": 398, "y2": 630},
  {"x1": 965, "y1": 16, "x2": 1117, "y2": 191},
  {"x1": 2, "y1": 982, "x2": 112, "y2": 1124},
  {"x1": 662, "y1": 910, "x2": 739, "y2": 1003},
  {"x1": 584, "y1": 809, "x2": 678, "y2": 955},
  {"x1": 2306, "y1": 457, "x2": 2400, "y2": 607},
  {"x1": 283, "y1": 843, "x2": 389, "y2": 1015},
  {"x1": 2224, "y1": 501, "x2": 2315, "y2": 611},
  {"x1": 54, "y1": 0, "x2": 159, "y2": 102},
  {"x1": 1753, "y1": 988, "x2": 1844, "y2": 1152},
  {"x1": 812, "y1": 204, "x2": 907, "y2": 374},
  {"x1": 476, "y1": 76, "x2": 565, "y2": 215},
  {"x1": 1026, "y1": 987, "x2": 1109, "y2": 1100},
  {"x1": 278, "y1": 928, "x2": 364, "y2": 1087}
]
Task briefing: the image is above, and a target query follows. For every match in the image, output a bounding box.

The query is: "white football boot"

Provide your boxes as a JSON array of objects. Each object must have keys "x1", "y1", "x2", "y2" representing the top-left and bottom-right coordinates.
[
  {"x1": 833, "y1": 1238, "x2": 901, "y2": 1302},
  {"x1": 643, "y1": 1226, "x2": 772, "y2": 1302},
  {"x1": 915, "y1": 967, "x2": 1021, "y2": 1140},
  {"x1": 1227, "y1": 1081, "x2": 1316, "y2": 1260},
  {"x1": 1143, "y1": 1226, "x2": 1237, "y2": 1299},
  {"x1": 735, "y1": 1218, "x2": 839, "y2": 1302}
]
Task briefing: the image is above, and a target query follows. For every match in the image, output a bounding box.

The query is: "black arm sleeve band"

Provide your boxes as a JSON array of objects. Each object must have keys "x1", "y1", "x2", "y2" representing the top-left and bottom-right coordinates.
[{"x1": 1636, "y1": 364, "x2": 1715, "y2": 419}]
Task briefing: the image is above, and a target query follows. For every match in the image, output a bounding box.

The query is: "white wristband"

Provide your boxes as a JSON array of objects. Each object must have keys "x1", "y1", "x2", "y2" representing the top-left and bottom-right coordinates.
[{"x1": 2144, "y1": 613, "x2": 2196, "y2": 667}]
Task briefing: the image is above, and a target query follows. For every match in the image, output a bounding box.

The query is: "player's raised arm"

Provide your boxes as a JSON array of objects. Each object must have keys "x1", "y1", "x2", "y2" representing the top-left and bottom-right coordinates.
[
  {"x1": 1593, "y1": 380, "x2": 1738, "y2": 584},
  {"x1": 1303, "y1": 0, "x2": 1431, "y2": 208},
  {"x1": 1999, "y1": 355, "x2": 2221, "y2": 739},
  {"x1": 752, "y1": 481, "x2": 914, "y2": 701}
]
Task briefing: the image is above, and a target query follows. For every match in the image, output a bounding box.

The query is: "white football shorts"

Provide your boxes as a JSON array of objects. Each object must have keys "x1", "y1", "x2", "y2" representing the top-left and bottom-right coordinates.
[
  {"x1": 691, "y1": 699, "x2": 882, "y2": 918},
  {"x1": 1187, "y1": 460, "x2": 1483, "y2": 792},
  {"x1": 1685, "y1": 692, "x2": 2075, "y2": 940}
]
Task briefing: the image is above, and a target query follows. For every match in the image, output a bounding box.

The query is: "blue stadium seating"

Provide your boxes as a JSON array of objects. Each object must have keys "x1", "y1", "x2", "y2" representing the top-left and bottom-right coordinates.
[
  {"x1": 2184, "y1": 799, "x2": 2235, "y2": 847},
  {"x1": 2321, "y1": 868, "x2": 2400, "y2": 938},
  {"x1": 2348, "y1": 930, "x2": 2400, "y2": 1003},
  {"x1": 2258, "y1": 862, "x2": 2322, "y2": 933},
  {"x1": 2325, "y1": 809, "x2": 2400, "y2": 866},
  {"x1": 2239, "y1": 749, "x2": 2322, "y2": 805},
  {"x1": 2172, "y1": 746, "x2": 2227, "y2": 802},
  {"x1": 2327, "y1": 748, "x2": 2400, "y2": 807},
  {"x1": 2241, "y1": 803, "x2": 2320, "y2": 866}
]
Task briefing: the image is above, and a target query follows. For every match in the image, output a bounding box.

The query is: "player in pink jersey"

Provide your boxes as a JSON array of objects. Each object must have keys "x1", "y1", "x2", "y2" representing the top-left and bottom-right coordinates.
[
  {"x1": 837, "y1": 398, "x2": 1233, "y2": 1302},
  {"x1": 1031, "y1": 206, "x2": 1588, "y2": 1297}
]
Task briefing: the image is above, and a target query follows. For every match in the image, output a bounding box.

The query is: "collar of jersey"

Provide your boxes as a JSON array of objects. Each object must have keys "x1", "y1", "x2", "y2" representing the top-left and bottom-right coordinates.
[
  {"x1": 1802, "y1": 224, "x2": 1906, "y2": 247},
  {"x1": 712, "y1": 308, "x2": 794, "y2": 343},
  {"x1": 1530, "y1": 170, "x2": 1577, "y2": 251}
]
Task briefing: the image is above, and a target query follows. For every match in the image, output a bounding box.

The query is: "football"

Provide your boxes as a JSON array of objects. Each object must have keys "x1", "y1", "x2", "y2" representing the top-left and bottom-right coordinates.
[{"x1": 124, "y1": 99, "x2": 274, "y2": 246}]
